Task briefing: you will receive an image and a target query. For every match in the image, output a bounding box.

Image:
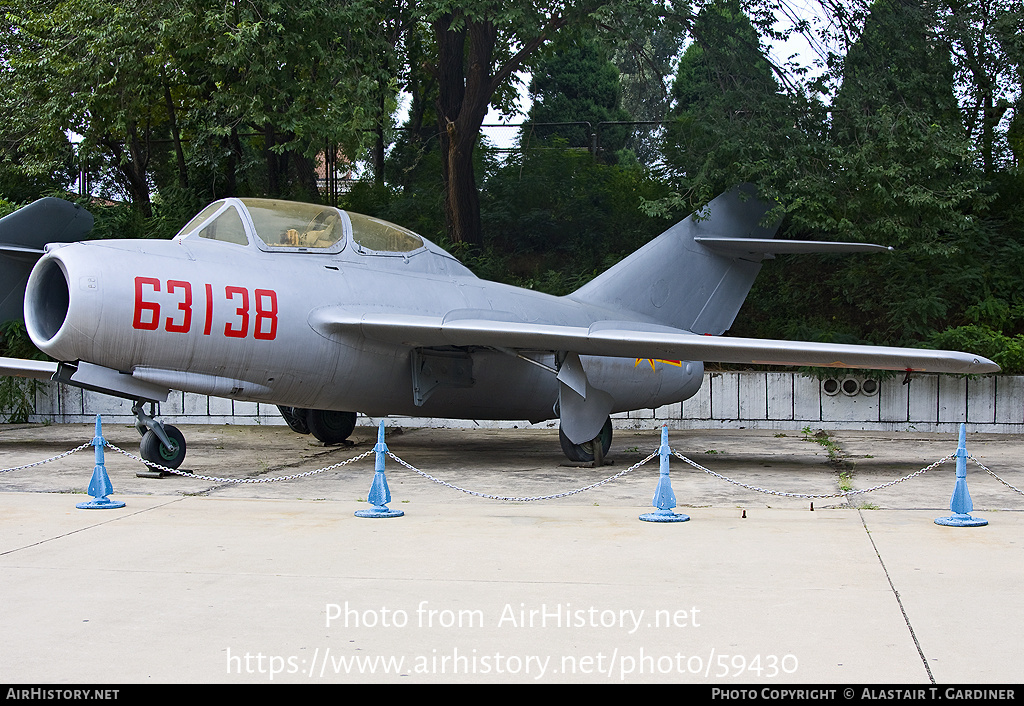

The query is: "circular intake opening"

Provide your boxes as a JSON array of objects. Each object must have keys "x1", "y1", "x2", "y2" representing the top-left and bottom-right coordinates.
[{"x1": 25, "y1": 256, "x2": 70, "y2": 344}]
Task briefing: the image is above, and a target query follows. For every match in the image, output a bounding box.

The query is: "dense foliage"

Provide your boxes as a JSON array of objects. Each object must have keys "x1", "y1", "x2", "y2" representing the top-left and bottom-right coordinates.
[{"x1": 0, "y1": 0, "x2": 1022, "y2": 371}]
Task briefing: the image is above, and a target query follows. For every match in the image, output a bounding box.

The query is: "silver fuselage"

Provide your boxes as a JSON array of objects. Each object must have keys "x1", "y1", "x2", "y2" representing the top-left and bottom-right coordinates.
[{"x1": 25, "y1": 235, "x2": 703, "y2": 421}]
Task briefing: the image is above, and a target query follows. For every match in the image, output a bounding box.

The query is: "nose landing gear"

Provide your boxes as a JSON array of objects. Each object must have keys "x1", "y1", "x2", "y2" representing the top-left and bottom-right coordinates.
[{"x1": 133, "y1": 401, "x2": 187, "y2": 472}]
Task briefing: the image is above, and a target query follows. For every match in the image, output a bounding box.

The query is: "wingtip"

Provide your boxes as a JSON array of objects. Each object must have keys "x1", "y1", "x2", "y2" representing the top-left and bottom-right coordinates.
[{"x1": 974, "y1": 357, "x2": 1001, "y2": 374}]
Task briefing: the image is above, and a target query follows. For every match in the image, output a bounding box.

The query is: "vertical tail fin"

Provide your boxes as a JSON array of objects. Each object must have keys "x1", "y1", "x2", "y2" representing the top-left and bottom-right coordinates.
[
  {"x1": 568, "y1": 184, "x2": 780, "y2": 335},
  {"x1": 0, "y1": 198, "x2": 93, "y2": 322}
]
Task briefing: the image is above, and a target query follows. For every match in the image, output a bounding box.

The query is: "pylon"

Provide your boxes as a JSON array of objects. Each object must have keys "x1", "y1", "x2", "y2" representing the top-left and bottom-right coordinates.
[
  {"x1": 640, "y1": 426, "x2": 689, "y2": 523},
  {"x1": 935, "y1": 423, "x2": 987, "y2": 527},
  {"x1": 77, "y1": 416, "x2": 125, "y2": 509},
  {"x1": 355, "y1": 422, "x2": 404, "y2": 518}
]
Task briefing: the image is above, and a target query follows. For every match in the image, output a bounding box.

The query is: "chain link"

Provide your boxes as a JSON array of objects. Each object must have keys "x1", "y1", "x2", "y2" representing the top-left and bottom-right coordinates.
[
  {"x1": 386, "y1": 449, "x2": 659, "y2": 501},
  {"x1": 671, "y1": 448, "x2": 956, "y2": 499},
  {"x1": 0, "y1": 443, "x2": 92, "y2": 473},
  {"x1": 104, "y1": 442, "x2": 374, "y2": 483},
  {"x1": 5, "y1": 436, "x2": 1020, "y2": 504},
  {"x1": 968, "y1": 454, "x2": 1024, "y2": 496}
]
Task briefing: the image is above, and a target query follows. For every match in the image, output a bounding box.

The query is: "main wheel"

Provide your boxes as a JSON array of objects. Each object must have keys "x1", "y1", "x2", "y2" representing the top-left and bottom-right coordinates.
[
  {"x1": 558, "y1": 417, "x2": 613, "y2": 463},
  {"x1": 306, "y1": 410, "x2": 357, "y2": 445},
  {"x1": 140, "y1": 425, "x2": 187, "y2": 470},
  {"x1": 278, "y1": 406, "x2": 311, "y2": 435}
]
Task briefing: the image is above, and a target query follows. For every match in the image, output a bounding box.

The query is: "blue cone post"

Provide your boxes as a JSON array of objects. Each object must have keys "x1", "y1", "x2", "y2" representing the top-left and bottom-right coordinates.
[
  {"x1": 935, "y1": 423, "x2": 987, "y2": 527},
  {"x1": 640, "y1": 426, "x2": 689, "y2": 523},
  {"x1": 76, "y1": 416, "x2": 125, "y2": 510},
  {"x1": 355, "y1": 422, "x2": 404, "y2": 518}
]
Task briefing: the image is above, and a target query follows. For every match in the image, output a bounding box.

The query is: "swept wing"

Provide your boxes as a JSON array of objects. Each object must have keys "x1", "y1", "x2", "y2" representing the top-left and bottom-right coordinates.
[{"x1": 312, "y1": 311, "x2": 998, "y2": 375}]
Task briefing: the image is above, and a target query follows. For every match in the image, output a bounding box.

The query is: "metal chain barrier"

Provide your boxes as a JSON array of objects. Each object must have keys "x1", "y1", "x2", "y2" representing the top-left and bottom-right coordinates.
[
  {"x1": 968, "y1": 454, "x2": 1024, "y2": 496},
  {"x1": 386, "y1": 449, "x2": 659, "y2": 502},
  {"x1": 671, "y1": 448, "x2": 957, "y2": 499},
  {"x1": 0, "y1": 443, "x2": 92, "y2": 473},
  {"x1": 3, "y1": 433, "x2": 1022, "y2": 504},
  {"x1": 105, "y1": 442, "x2": 374, "y2": 483}
]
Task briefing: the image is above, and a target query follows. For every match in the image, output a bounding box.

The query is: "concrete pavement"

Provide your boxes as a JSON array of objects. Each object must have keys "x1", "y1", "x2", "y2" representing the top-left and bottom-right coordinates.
[{"x1": 0, "y1": 423, "x2": 1021, "y2": 684}]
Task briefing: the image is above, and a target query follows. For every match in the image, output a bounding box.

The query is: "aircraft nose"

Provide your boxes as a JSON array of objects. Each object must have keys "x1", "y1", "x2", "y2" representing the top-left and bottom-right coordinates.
[
  {"x1": 24, "y1": 246, "x2": 99, "y2": 361},
  {"x1": 25, "y1": 254, "x2": 70, "y2": 347}
]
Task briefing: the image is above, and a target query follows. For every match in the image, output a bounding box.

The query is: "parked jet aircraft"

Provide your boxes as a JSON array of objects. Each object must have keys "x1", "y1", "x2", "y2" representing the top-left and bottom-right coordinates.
[{"x1": 0, "y1": 186, "x2": 998, "y2": 468}]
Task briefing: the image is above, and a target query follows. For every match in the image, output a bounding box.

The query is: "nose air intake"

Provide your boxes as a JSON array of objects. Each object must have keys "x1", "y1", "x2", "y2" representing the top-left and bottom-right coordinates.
[{"x1": 25, "y1": 256, "x2": 71, "y2": 345}]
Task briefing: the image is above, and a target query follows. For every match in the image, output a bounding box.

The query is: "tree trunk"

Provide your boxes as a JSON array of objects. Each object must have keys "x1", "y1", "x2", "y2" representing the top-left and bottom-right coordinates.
[
  {"x1": 433, "y1": 15, "x2": 495, "y2": 246},
  {"x1": 264, "y1": 124, "x2": 280, "y2": 197},
  {"x1": 293, "y1": 151, "x2": 321, "y2": 201},
  {"x1": 373, "y1": 91, "x2": 387, "y2": 185},
  {"x1": 439, "y1": 119, "x2": 482, "y2": 245},
  {"x1": 107, "y1": 125, "x2": 152, "y2": 218},
  {"x1": 164, "y1": 83, "x2": 188, "y2": 189},
  {"x1": 431, "y1": 11, "x2": 565, "y2": 245}
]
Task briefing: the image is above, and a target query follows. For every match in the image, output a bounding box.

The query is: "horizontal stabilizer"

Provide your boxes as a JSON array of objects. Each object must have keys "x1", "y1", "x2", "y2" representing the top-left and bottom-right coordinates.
[
  {"x1": 0, "y1": 244, "x2": 47, "y2": 259},
  {"x1": 310, "y1": 310, "x2": 999, "y2": 375},
  {"x1": 694, "y1": 237, "x2": 892, "y2": 255}
]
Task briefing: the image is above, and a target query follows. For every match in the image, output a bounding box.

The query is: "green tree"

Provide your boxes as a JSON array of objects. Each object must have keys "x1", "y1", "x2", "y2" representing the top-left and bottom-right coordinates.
[
  {"x1": 425, "y1": 1, "x2": 574, "y2": 246},
  {"x1": 610, "y1": 12, "x2": 689, "y2": 165},
  {"x1": 2, "y1": 0, "x2": 395, "y2": 212},
  {"x1": 522, "y1": 31, "x2": 632, "y2": 155},
  {"x1": 161, "y1": 0, "x2": 394, "y2": 201},
  {"x1": 419, "y1": 0, "x2": 693, "y2": 246},
  {"x1": 482, "y1": 146, "x2": 669, "y2": 285},
  {"x1": 4, "y1": 0, "x2": 170, "y2": 215},
  {"x1": 942, "y1": 0, "x2": 1023, "y2": 175},
  {"x1": 815, "y1": 0, "x2": 988, "y2": 341},
  {"x1": 655, "y1": 0, "x2": 799, "y2": 213}
]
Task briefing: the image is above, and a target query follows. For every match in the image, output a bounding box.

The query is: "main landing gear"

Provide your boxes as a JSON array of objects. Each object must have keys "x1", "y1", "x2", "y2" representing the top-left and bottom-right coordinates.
[
  {"x1": 278, "y1": 406, "x2": 357, "y2": 445},
  {"x1": 133, "y1": 401, "x2": 187, "y2": 470},
  {"x1": 559, "y1": 417, "x2": 613, "y2": 465}
]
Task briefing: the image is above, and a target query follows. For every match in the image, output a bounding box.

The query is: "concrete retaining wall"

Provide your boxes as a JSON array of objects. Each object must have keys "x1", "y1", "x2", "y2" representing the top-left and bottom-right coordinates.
[{"x1": 25, "y1": 372, "x2": 1024, "y2": 434}]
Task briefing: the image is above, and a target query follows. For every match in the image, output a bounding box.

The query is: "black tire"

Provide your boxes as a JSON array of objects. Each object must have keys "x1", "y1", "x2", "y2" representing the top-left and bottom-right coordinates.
[
  {"x1": 278, "y1": 406, "x2": 311, "y2": 435},
  {"x1": 558, "y1": 417, "x2": 612, "y2": 462},
  {"x1": 306, "y1": 409, "x2": 357, "y2": 445},
  {"x1": 140, "y1": 425, "x2": 187, "y2": 470}
]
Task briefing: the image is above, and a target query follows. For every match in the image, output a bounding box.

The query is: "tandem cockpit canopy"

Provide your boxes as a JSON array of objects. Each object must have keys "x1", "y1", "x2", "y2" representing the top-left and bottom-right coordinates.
[{"x1": 174, "y1": 198, "x2": 425, "y2": 255}]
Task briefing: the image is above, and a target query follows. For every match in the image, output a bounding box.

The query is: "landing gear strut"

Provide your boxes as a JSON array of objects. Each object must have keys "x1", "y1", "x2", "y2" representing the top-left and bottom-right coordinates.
[
  {"x1": 277, "y1": 405, "x2": 310, "y2": 434},
  {"x1": 559, "y1": 417, "x2": 613, "y2": 464},
  {"x1": 133, "y1": 401, "x2": 187, "y2": 471}
]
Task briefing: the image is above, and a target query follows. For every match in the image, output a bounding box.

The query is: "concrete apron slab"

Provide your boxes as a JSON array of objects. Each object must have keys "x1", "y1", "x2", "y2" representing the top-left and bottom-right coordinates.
[
  {"x1": 1, "y1": 424, "x2": 1021, "y2": 683},
  {"x1": 0, "y1": 496, "x2": 924, "y2": 684}
]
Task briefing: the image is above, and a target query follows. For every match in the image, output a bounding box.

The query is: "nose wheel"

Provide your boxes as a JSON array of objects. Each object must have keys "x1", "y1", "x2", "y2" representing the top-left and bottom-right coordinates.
[
  {"x1": 140, "y1": 424, "x2": 187, "y2": 469},
  {"x1": 133, "y1": 401, "x2": 188, "y2": 471}
]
